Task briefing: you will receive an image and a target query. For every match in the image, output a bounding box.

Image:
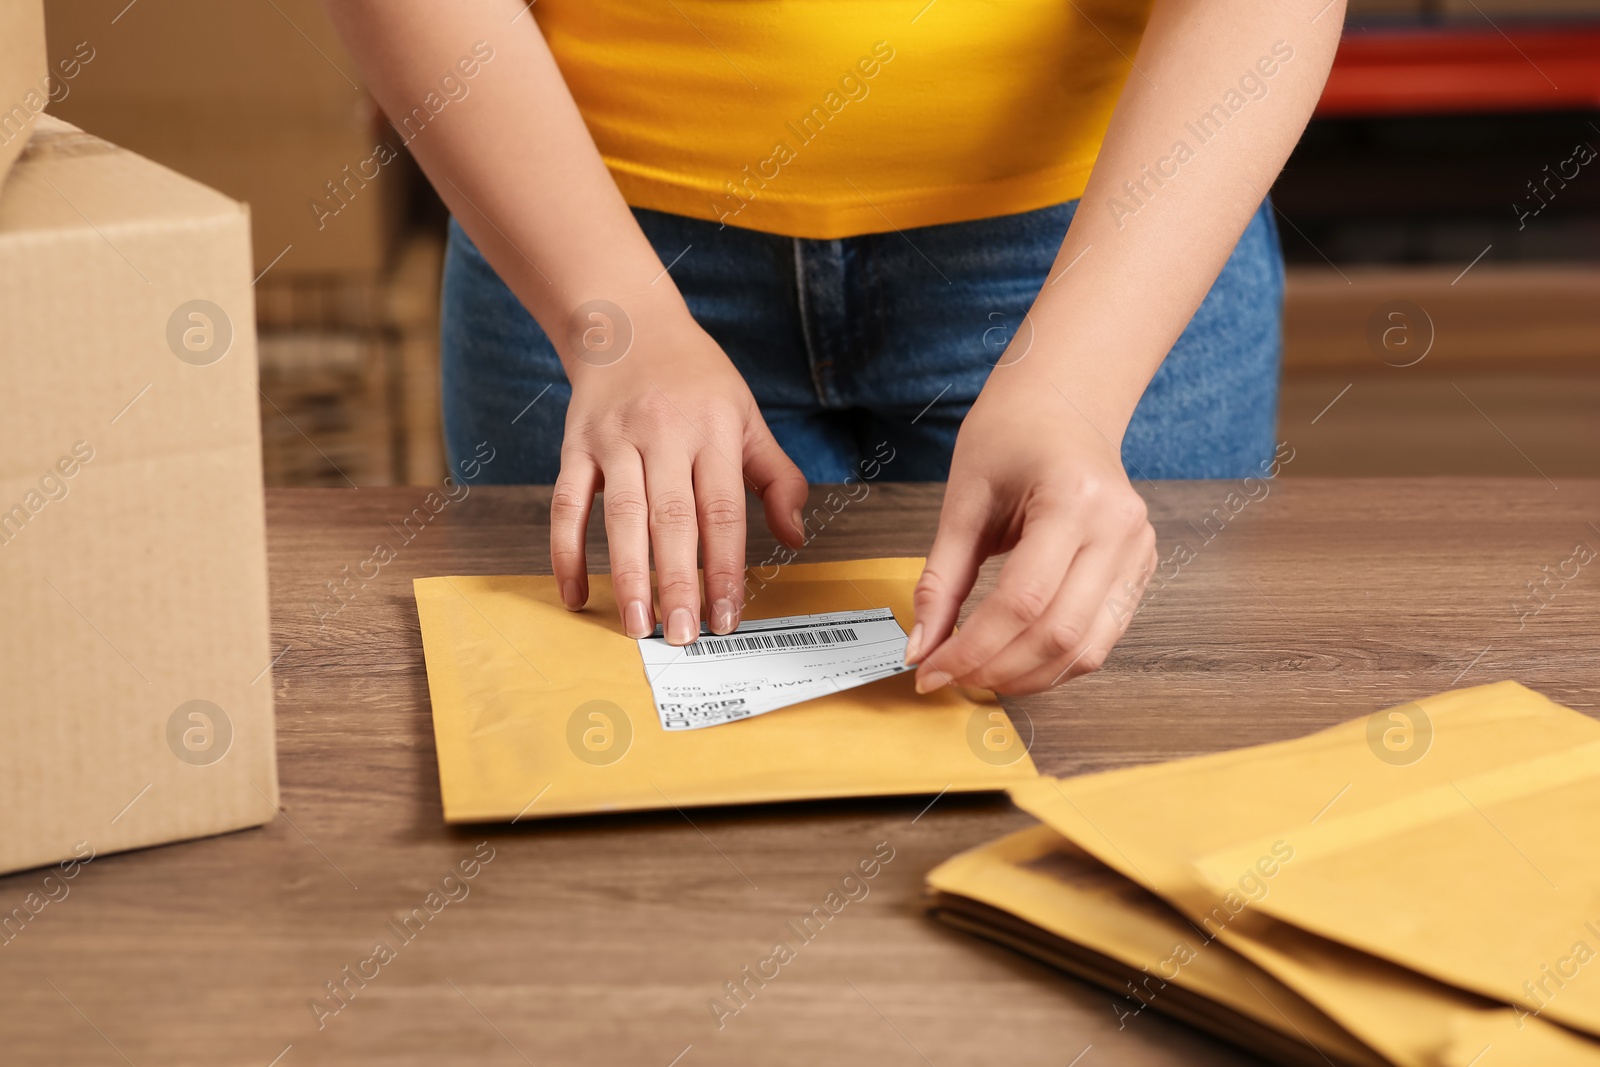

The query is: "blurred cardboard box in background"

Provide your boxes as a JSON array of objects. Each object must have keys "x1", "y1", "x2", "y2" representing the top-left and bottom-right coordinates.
[
  {"x1": 38, "y1": 0, "x2": 445, "y2": 491},
  {"x1": 0, "y1": 116, "x2": 278, "y2": 875},
  {"x1": 0, "y1": 0, "x2": 48, "y2": 186},
  {"x1": 43, "y1": 0, "x2": 404, "y2": 278}
]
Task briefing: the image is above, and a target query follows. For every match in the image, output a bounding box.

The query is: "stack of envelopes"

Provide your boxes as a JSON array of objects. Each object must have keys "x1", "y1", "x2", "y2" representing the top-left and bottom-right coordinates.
[{"x1": 927, "y1": 681, "x2": 1600, "y2": 1066}]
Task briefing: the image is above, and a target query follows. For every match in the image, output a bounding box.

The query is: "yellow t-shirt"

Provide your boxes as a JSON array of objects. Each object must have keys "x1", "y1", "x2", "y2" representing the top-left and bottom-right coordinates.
[{"x1": 533, "y1": 0, "x2": 1153, "y2": 239}]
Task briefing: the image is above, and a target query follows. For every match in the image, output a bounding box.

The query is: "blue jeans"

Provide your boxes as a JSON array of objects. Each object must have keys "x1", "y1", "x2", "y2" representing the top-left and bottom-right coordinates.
[{"x1": 441, "y1": 201, "x2": 1283, "y2": 483}]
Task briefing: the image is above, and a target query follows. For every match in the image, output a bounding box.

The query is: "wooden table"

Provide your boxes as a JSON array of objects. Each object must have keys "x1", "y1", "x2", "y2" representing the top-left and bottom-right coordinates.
[{"x1": 4, "y1": 479, "x2": 1596, "y2": 1067}]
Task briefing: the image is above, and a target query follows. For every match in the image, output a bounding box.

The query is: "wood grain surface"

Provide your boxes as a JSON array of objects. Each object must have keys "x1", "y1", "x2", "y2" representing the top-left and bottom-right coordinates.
[{"x1": 4, "y1": 478, "x2": 1597, "y2": 1067}]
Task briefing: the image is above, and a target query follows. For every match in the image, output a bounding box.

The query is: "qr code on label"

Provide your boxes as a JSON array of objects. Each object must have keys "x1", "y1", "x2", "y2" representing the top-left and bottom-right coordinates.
[{"x1": 661, "y1": 697, "x2": 750, "y2": 729}]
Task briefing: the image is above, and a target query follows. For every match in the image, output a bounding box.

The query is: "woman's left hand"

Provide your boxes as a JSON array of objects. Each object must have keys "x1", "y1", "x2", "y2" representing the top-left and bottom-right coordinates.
[{"x1": 907, "y1": 380, "x2": 1158, "y2": 696}]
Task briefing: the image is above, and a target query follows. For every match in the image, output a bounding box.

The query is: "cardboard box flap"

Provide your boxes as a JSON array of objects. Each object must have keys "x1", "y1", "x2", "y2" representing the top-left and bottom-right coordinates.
[{"x1": 1, "y1": 115, "x2": 244, "y2": 237}]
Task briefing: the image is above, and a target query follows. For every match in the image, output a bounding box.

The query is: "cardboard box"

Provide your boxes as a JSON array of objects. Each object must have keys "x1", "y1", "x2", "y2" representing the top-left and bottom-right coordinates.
[
  {"x1": 0, "y1": 0, "x2": 48, "y2": 187},
  {"x1": 0, "y1": 116, "x2": 278, "y2": 876},
  {"x1": 43, "y1": 0, "x2": 402, "y2": 276}
]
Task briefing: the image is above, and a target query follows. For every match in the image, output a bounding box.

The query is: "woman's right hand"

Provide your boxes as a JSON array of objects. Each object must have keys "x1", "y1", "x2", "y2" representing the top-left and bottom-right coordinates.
[
  {"x1": 317, "y1": 1, "x2": 808, "y2": 645},
  {"x1": 551, "y1": 298, "x2": 809, "y2": 644},
  {"x1": 317, "y1": 1, "x2": 807, "y2": 643}
]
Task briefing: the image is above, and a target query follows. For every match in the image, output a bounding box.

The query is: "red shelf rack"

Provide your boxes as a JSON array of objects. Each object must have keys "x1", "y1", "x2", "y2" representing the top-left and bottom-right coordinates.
[{"x1": 1317, "y1": 27, "x2": 1600, "y2": 116}]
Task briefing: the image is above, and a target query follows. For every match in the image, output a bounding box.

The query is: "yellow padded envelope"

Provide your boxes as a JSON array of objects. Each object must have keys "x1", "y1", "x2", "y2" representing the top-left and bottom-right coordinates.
[
  {"x1": 1007, "y1": 682, "x2": 1600, "y2": 1067},
  {"x1": 927, "y1": 825, "x2": 1384, "y2": 1067},
  {"x1": 414, "y1": 558, "x2": 1038, "y2": 821},
  {"x1": 1199, "y1": 737, "x2": 1600, "y2": 1040}
]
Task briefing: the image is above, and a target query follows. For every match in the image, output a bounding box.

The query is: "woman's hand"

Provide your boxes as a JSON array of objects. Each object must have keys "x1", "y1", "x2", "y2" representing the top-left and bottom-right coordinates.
[
  {"x1": 908, "y1": 380, "x2": 1157, "y2": 695},
  {"x1": 318, "y1": 1, "x2": 808, "y2": 643},
  {"x1": 895, "y1": 0, "x2": 1343, "y2": 696},
  {"x1": 551, "y1": 301, "x2": 808, "y2": 644}
]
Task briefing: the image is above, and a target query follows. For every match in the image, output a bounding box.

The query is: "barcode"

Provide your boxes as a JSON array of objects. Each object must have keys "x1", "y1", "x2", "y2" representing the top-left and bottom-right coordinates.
[{"x1": 684, "y1": 627, "x2": 860, "y2": 656}]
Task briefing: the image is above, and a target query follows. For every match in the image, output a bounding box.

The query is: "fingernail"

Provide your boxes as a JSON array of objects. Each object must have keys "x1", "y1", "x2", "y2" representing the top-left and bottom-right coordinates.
[
  {"x1": 904, "y1": 623, "x2": 923, "y2": 665},
  {"x1": 791, "y1": 508, "x2": 804, "y2": 537},
  {"x1": 711, "y1": 598, "x2": 738, "y2": 635},
  {"x1": 561, "y1": 580, "x2": 582, "y2": 610},
  {"x1": 667, "y1": 607, "x2": 698, "y2": 646},
  {"x1": 914, "y1": 671, "x2": 935, "y2": 695},
  {"x1": 624, "y1": 600, "x2": 652, "y2": 639}
]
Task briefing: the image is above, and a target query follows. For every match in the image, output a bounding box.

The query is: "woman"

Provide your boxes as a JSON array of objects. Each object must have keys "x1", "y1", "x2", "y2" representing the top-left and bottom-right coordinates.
[{"x1": 324, "y1": 0, "x2": 1344, "y2": 695}]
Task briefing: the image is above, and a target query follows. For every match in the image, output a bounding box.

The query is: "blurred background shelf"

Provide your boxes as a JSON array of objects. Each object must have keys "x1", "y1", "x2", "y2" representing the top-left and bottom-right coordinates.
[
  {"x1": 1319, "y1": 27, "x2": 1600, "y2": 116},
  {"x1": 1272, "y1": 0, "x2": 1600, "y2": 476},
  {"x1": 1283, "y1": 265, "x2": 1600, "y2": 370},
  {"x1": 255, "y1": 231, "x2": 447, "y2": 488},
  {"x1": 1280, "y1": 369, "x2": 1600, "y2": 477}
]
